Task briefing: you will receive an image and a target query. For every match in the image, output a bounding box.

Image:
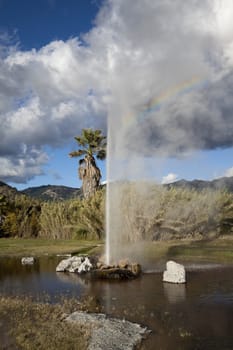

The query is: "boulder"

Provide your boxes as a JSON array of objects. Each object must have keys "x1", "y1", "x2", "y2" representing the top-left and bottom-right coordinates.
[
  {"x1": 91, "y1": 268, "x2": 136, "y2": 280},
  {"x1": 163, "y1": 260, "x2": 186, "y2": 284},
  {"x1": 56, "y1": 256, "x2": 93, "y2": 273},
  {"x1": 21, "y1": 257, "x2": 35, "y2": 265},
  {"x1": 66, "y1": 311, "x2": 150, "y2": 350},
  {"x1": 129, "y1": 263, "x2": 141, "y2": 276}
]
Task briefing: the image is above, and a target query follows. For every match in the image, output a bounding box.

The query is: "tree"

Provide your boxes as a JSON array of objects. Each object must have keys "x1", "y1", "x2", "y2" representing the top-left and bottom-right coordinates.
[{"x1": 69, "y1": 129, "x2": 106, "y2": 198}]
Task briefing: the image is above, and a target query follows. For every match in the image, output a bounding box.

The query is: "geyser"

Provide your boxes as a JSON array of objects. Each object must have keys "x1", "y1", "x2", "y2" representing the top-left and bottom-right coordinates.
[{"x1": 103, "y1": 0, "x2": 233, "y2": 265}]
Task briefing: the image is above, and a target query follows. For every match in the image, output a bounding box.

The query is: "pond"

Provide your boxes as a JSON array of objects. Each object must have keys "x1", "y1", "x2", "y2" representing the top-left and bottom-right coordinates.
[{"x1": 0, "y1": 256, "x2": 233, "y2": 349}]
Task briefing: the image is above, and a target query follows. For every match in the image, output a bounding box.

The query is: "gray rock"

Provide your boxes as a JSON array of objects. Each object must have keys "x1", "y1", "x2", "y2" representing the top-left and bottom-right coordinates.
[
  {"x1": 56, "y1": 256, "x2": 93, "y2": 273},
  {"x1": 66, "y1": 311, "x2": 149, "y2": 350},
  {"x1": 163, "y1": 260, "x2": 186, "y2": 283},
  {"x1": 21, "y1": 257, "x2": 35, "y2": 265},
  {"x1": 91, "y1": 267, "x2": 136, "y2": 280}
]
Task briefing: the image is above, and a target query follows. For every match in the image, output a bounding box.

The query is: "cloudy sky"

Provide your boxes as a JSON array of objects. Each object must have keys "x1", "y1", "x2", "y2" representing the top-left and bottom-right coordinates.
[{"x1": 1, "y1": 0, "x2": 233, "y2": 189}]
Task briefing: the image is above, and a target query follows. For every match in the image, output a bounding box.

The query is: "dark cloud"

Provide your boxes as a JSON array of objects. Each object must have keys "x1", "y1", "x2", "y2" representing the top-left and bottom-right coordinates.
[{"x1": 1, "y1": 0, "x2": 233, "y2": 183}]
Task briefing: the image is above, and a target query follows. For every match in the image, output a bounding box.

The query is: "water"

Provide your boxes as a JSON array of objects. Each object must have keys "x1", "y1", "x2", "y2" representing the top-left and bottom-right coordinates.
[{"x1": 0, "y1": 256, "x2": 233, "y2": 349}]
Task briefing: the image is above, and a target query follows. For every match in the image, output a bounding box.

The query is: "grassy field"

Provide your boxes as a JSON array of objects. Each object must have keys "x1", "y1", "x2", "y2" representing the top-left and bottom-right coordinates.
[
  {"x1": 120, "y1": 235, "x2": 233, "y2": 265},
  {"x1": 0, "y1": 235, "x2": 233, "y2": 262},
  {"x1": 0, "y1": 238, "x2": 103, "y2": 257},
  {"x1": 167, "y1": 235, "x2": 233, "y2": 263}
]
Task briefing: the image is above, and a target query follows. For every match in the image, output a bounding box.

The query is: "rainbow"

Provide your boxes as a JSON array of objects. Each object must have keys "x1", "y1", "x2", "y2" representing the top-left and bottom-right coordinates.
[
  {"x1": 138, "y1": 76, "x2": 209, "y2": 120},
  {"x1": 122, "y1": 76, "x2": 209, "y2": 128}
]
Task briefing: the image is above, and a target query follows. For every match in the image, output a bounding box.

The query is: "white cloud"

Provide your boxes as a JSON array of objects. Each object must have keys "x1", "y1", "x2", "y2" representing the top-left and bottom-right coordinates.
[
  {"x1": 1, "y1": 0, "x2": 233, "y2": 183},
  {"x1": 224, "y1": 167, "x2": 233, "y2": 177},
  {"x1": 161, "y1": 173, "x2": 179, "y2": 185},
  {"x1": 0, "y1": 147, "x2": 48, "y2": 183}
]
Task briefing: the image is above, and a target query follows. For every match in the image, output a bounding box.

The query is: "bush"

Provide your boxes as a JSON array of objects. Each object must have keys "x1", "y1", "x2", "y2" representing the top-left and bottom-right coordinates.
[
  {"x1": 110, "y1": 182, "x2": 233, "y2": 242},
  {"x1": 39, "y1": 190, "x2": 105, "y2": 240}
]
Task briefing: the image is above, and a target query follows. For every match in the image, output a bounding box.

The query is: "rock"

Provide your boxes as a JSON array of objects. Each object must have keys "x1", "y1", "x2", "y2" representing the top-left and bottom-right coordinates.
[
  {"x1": 21, "y1": 257, "x2": 35, "y2": 265},
  {"x1": 96, "y1": 262, "x2": 103, "y2": 269},
  {"x1": 66, "y1": 311, "x2": 150, "y2": 350},
  {"x1": 78, "y1": 257, "x2": 93, "y2": 273},
  {"x1": 129, "y1": 263, "x2": 141, "y2": 277},
  {"x1": 92, "y1": 260, "x2": 142, "y2": 280},
  {"x1": 118, "y1": 259, "x2": 130, "y2": 269},
  {"x1": 99, "y1": 264, "x2": 109, "y2": 270},
  {"x1": 56, "y1": 256, "x2": 93, "y2": 273},
  {"x1": 92, "y1": 268, "x2": 136, "y2": 280},
  {"x1": 163, "y1": 260, "x2": 186, "y2": 283}
]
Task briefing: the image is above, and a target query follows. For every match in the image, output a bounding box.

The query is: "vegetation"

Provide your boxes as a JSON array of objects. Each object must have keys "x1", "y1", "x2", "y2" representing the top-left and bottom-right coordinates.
[
  {"x1": 0, "y1": 238, "x2": 101, "y2": 257},
  {"x1": 69, "y1": 129, "x2": 106, "y2": 198},
  {"x1": 0, "y1": 181, "x2": 105, "y2": 240},
  {"x1": 0, "y1": 194, "x2": 41, "y2": 238},
  {"x1": 0, "y1": 177, "x2": 233, "y2": 242},
  {"x1": 0, "y1": 295, "x2": 100, "y2": 350},
  {"x1": 111, "y1": 182, "x2": 233, "y2": 242},
  {"x1": 39, "y1": 190, "x2": 105, "y2": 240}
]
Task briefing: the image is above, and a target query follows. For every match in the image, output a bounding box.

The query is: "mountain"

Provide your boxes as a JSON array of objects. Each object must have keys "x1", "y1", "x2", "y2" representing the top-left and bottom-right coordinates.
[
  {"x1": 167, "y1": 176, "x2": 233, "y2": 192},
  {"x1": 21, "y1": 185, "x2": 82, "y2": 201},
  {"x1": 0, "y1": 181, "x2": 21, "y2": 200},
  {"x1": 1, "y1": 175, "x2": 233, "y2": 203}
]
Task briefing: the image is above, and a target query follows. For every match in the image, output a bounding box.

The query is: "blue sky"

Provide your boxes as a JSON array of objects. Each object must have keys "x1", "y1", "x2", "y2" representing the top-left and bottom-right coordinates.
[
  {"x1": 0, "y1": 0, "x2": 105, "y2": 189},
  {"x1": 0, "y1": 0, "x2": 233, "y2": 190}
]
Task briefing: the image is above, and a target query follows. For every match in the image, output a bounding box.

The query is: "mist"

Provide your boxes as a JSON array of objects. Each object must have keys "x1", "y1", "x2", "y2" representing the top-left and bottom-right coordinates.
[{"x1": 103, "y1": 0, "x2": 233, "y2": 263}]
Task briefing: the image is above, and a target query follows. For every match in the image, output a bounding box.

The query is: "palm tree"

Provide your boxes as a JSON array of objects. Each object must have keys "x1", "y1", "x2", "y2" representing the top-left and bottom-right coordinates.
[{"x1": 69, "y1": 129, "x2": 106, "y2": 198}]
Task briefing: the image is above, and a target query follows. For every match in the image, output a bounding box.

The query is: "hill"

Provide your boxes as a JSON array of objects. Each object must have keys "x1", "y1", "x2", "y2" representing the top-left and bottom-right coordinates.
[
  {"x1": 0, "y1": 181, "x2": 22, "y2": 200},
  {"x1": 168, "y1": 176, "x2": 233, "y2": 192},
  {"x1": 2, "y1": 175, "x2": 233, "y2": 202},
  {"x1": 21, "y1": 185, "x2": 82, "y2": 201}
]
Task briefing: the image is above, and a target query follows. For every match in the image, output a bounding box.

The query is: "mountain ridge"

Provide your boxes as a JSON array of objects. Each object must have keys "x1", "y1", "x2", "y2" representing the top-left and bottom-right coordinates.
[
  {"x1": 1, "y1": 176, "x2": 233, "y2": 201},
  {"x1": 21, "y1": 184, "x2": 82, "y2": 201},
  {"x1": 167, "y1": 176, "x2": 233, "y2": 192}
]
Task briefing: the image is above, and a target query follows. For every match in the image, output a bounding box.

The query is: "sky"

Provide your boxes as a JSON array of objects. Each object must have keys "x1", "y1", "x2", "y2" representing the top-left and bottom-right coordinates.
[{"x1": 0, "y1": 0, "x2": 233, "y2": 190}]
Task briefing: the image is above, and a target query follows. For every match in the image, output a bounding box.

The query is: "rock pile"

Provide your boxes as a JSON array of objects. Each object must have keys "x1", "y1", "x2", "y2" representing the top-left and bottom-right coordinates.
[
  {"x1": 56, "y1": 256, "x2": 141, "y2": 280},
  {"x1": 92, "y1": 259, "x2": 141, "y2": 280},
  {"x1": 56, "y1": 256, "x2": 93, "y2": 273}
]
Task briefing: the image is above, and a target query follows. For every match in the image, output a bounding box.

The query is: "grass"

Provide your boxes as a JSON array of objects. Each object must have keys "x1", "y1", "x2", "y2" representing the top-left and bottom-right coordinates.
[
  {"x1": 1, "y1": 235, "x2": 233, "y2": 262},
  {"x1": 130, "y1": 235, "x2": 233, "y2": 264},
  {"x1": 0, "y1": 295, "x2": 103, "y2": 350},
  {"x1": 0, "y1": 238, "x2": 104, "y2": 257},
  {"x1": 167, "y1": 235, "x2": 233, "y2": 263}
]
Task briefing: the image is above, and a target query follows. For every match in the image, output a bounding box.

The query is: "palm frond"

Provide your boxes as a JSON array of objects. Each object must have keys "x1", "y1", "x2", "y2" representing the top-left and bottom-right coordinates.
[{"x1": 69, "y1": 149, "x2": 87, "y2": 158}]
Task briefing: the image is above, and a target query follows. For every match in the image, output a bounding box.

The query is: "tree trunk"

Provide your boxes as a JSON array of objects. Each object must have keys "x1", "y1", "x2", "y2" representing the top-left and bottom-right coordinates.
[{"x1": 78, "y1": 155, "x2": 101, "y2": 199}]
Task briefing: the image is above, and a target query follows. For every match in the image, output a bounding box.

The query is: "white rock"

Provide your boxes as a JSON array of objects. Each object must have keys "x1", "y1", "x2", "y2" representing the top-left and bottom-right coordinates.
[
  {"x1": 21, "y1": 257, "x2": 35, "y2": 265},
  {"x1": 78, "y1": 257, "x2": 93, "y2": 273},
  {"x1": 66, "y1": 311, "x2": 149, "y2": 350},
  {"x1": 56, "y1": 256, "x2": 93, "y2": 273},
  {"x1": 163, "y1": 260, "x2": 186, "y2": 283}
]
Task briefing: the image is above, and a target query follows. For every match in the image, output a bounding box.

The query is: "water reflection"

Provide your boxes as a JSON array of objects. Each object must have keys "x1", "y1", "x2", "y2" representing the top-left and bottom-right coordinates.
[
  {"x1": 56, "y1": 272, "x2": 90, "y2": 287},
  {"x1": 0, "y1": 256, "x2": 88, "y2": 299},
  {"x1": 0, "y1": 257, "x2": 233, "y2": 349},
  {"x1": 163, "y1": 282, "x2": 186, "y2": 303}
]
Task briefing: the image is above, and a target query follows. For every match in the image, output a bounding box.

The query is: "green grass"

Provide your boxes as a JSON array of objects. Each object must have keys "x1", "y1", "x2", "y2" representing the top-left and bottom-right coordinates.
[
  {"x1": 0, "y1": 238, "x2": 104, "y2": 257},
  {"x1": 1, "y1": 236, "x2": 233, "y2": 263},
  {"x1": 133, "y1": 236, "x2": 233, "y2": 264},
  {"x1": 165, "y1": 235, "x2": 233, "y2": 263}
]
